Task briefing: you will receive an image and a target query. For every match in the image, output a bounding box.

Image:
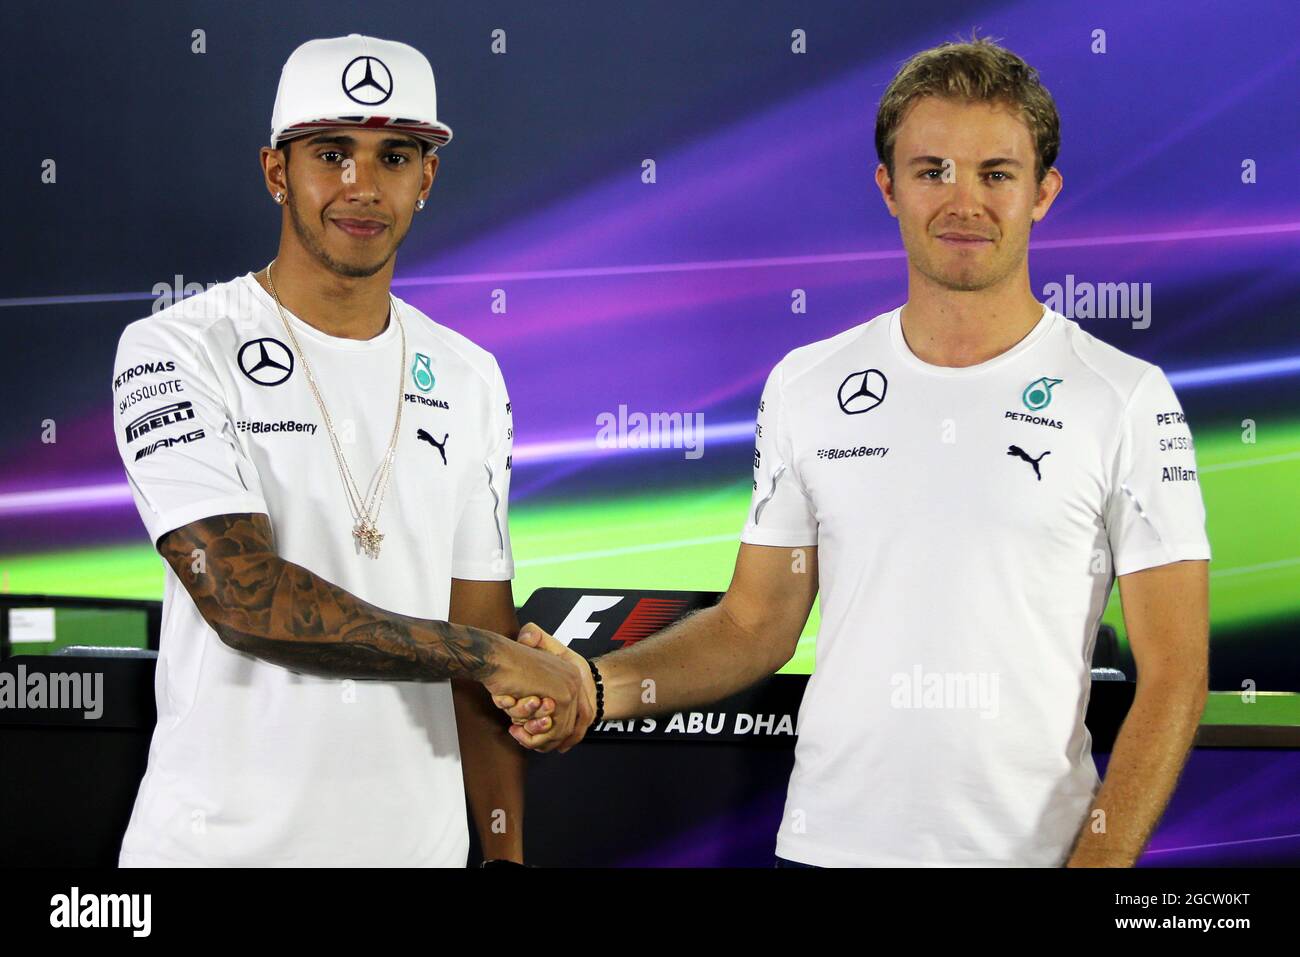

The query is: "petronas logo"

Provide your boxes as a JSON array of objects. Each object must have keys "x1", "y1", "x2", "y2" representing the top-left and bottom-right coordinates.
[
  {"x1": 1022, "y1": 376, "x2": 1062, "y2": 411},
  {"x1": 411, "y1": 353, "x2": 435, "y2": 393}
]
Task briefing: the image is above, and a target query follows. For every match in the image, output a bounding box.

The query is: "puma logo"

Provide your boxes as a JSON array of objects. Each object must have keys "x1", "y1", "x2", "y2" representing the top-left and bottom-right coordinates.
[
  {"x1": 1007, "y1": 444, "x2": 1049, "y2": 480},
  {"x1": 417, "y1": 428, "x2": 449, "y2": 465}
]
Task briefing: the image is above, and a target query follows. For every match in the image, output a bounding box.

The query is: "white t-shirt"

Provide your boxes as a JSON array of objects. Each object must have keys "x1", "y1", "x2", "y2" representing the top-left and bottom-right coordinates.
[
  {"x1": 111, "y1": 271, "x2": 514, "y2": 866},
  {"x1": 743, "y1": 304, "x2": 1210, "y2": 867}
]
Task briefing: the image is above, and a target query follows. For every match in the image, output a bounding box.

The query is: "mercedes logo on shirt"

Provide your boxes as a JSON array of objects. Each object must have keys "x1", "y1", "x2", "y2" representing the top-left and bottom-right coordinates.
[
  {"x1": 342, "y1": 56, "x2": 393, "y2": 105},
  {"x1": 238, "y1": 337, "x2": 294, "y2": 386},
  {"x1": 837, "y1": 369, "x2": 888, "y2": 414}
]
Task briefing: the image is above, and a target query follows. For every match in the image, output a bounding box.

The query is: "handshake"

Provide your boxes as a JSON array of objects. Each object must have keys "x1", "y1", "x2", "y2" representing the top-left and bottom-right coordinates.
[{"x1": 485, "y1": 625, "x2": 599, "y2": 752}]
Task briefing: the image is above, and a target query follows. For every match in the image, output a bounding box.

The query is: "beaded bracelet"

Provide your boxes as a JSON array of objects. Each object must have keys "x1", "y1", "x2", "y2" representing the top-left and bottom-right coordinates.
[{"x1": 586, "y1": 656, "x2": 606, "y2": 726}]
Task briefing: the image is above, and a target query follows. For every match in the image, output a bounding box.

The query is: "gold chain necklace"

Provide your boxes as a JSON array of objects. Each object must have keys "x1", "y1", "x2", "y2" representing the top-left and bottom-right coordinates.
[{"x1": 264, "y1": 260, "x2": 407, "y2": 559}]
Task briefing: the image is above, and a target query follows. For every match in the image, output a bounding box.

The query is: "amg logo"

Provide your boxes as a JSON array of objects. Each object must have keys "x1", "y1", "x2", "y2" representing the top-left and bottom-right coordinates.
[
  {"x1": 125, "y1": 401, "x2": 196, "y2": 442},
  {"x1": 135, "y1": 428, "x2": 205, "y2": 460},
  {"x1": 1161, "y1": 466, "x2": 1197, "y2": 483}
]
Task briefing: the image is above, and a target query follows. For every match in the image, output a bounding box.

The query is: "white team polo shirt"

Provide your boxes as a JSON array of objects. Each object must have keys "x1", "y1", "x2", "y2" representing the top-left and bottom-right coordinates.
[
  {"x1": 743, "y1": 303, "x2": 1210, "y2": 867},
  {"x1": 111, "y1": 272, "x2": 513, "y2": 866}
]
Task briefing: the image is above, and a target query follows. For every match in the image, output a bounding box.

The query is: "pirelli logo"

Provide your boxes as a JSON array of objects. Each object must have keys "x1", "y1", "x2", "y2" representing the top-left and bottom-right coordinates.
[{"x1": 125, "y1": 401, "x2": 196, "y2": 443}]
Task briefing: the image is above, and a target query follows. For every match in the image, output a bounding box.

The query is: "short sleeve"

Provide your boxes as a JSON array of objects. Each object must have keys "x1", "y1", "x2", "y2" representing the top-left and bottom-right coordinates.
[
  {"x1": 740, "y1": 363, "x2": 818, "y2": 547},
  {"x1": 1103, "y1": 366, "x2": 1211, "y2": 577},
  {"x1": 113, "y1": 319, "x2": 269, "y2": 550},
  {"x1": 451, "y1": 358, "x2": 514, "y2": 580}
]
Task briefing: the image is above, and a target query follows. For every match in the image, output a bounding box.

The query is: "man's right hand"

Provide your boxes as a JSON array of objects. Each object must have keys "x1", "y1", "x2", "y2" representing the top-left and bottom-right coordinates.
[
  {"x1": 491, "y1": 624, "x2": 597, "y2": 752},
  {"x1": 484, "y1": 626, "x2": 593, "y2": 753}
]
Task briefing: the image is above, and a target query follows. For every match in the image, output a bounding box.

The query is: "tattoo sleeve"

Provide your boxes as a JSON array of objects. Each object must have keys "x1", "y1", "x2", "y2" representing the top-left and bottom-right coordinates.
[{"x1": 157, "y1": 513, "x2": 501, "y2": 681}]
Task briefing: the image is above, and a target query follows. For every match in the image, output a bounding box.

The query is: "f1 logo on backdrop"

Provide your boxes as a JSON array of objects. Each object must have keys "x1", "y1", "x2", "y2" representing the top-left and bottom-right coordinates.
[
  {"x1": 553, "y1": 595, "x2": 690, "y2": 649},
  {"x1": 527, "y1": 589, "x2": 720, "y2": 655},
  {"x1": 553, "y1": 595, "x2": 624, "y2": 645}
]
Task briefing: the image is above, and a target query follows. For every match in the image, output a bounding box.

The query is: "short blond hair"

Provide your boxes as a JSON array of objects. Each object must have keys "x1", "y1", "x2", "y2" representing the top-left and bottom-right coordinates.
[{"x1": 875, "y1": 31, "x2": 1061, "y2": 183}]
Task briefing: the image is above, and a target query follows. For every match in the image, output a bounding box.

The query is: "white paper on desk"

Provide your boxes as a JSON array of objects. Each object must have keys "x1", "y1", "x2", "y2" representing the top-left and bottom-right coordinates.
[{"x1": 9, "y1": 607, "x2": 56, "y2": 644}]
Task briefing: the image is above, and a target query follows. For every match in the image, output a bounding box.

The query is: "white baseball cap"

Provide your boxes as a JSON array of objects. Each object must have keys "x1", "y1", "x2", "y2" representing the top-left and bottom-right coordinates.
[{"x1": 270, "y1": 34, "x2": 453, "y2": 149}]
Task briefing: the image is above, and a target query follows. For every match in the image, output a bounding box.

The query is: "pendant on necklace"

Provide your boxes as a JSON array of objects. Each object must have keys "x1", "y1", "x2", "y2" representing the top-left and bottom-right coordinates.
[{"x1": 353, "y1": 519, "x2": 384, "y2": 559}]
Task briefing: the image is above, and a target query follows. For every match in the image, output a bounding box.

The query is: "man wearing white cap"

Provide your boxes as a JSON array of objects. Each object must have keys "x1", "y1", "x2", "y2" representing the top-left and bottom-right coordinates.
[{"x1": 110, "y1": 34, "x2": 588, "y2": 867}]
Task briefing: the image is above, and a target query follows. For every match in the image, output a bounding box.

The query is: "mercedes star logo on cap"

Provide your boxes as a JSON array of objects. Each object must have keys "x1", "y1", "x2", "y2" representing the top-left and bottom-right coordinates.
[{"x1": 342, "y1": 55, "x2": 393, "y2": 105}]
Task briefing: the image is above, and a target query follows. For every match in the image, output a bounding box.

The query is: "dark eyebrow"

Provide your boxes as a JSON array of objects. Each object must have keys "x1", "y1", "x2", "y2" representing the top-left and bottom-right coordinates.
[
  {"x1": 302, "y1": 133, "x2": 422, "y2": 152},
  {"x1": 907, "y1": 155, "x2": 1024, "y2": 168}
]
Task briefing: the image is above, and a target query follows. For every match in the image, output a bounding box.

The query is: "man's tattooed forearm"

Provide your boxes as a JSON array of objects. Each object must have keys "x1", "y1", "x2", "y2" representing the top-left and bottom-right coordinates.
[{"x1": 158, "y1": 513, "x2": 499, "y2": 681}]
